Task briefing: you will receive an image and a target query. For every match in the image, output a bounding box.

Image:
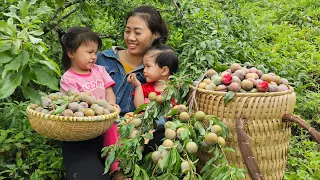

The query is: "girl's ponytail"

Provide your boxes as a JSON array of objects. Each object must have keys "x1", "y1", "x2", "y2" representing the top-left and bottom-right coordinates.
[{"x1": 56, "y1": 28, "x2": 71, "y2": 70}]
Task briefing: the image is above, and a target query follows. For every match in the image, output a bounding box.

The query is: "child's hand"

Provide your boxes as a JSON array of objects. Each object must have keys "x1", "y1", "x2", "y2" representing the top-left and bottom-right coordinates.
[
  {"x1": 127, "y1": 73, "x2": 141, "y2": 87},
  {"x1": 113, "y1": 170, "x2": 132, "y2": 180}
]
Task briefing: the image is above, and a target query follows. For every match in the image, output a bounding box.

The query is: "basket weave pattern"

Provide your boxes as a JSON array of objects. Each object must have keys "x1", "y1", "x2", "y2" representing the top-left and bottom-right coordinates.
[
  {"x1": 27, "y1": 107, "x2": 119, "y2": 141},
  {"x1": 190, "y1": 86, "x2": 296, "y2": 180}
]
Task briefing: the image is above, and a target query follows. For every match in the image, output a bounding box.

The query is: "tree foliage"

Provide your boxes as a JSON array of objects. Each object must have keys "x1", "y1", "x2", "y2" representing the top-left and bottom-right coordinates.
[{"x1": 0, "y1": 0, "x2": 319, "y2": 179}]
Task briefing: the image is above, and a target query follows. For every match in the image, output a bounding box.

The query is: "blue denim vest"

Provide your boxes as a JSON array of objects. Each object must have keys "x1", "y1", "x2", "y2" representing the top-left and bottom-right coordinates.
[{"x1": 96, "y1": 47, "x2": 146, "y2": 116}]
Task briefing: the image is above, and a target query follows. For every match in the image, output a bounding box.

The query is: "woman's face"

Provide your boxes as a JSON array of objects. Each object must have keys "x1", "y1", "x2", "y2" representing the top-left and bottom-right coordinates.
[{"x1": 124, "y1": 16, "x2": 156, "y2": 57}]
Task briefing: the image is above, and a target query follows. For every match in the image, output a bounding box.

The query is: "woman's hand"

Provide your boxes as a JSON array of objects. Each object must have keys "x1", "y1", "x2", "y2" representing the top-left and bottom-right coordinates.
[
  {"x1": 127, "y1": 73, "x2": 141, "y2": 87},
  {"x1": 113, "y1": 170, "x2": 132, "y2": 180}
]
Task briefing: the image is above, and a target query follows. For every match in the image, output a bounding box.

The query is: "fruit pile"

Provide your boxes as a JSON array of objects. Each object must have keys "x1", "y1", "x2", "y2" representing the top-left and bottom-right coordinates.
[
  {"x1": 195, "y1": 63, "x2": 290, "y2": 93},
  {"x1": 29, "y1": 91, "x2": 115, "y2": 117}
]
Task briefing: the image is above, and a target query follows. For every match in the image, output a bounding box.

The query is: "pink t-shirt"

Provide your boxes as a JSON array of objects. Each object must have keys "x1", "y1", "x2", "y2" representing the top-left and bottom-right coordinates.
[
  {"x1": 60, "y1": 64, "x2": 115, "y2": 99},
  {"x1": 60, "y1": 64, "x2": 119, "y2": 172}
]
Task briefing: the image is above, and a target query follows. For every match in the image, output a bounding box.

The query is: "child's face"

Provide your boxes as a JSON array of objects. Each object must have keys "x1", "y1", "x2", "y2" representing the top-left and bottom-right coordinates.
[
  {"x1": 143, "y1": 51, "x2": 164, "y2": 83},
  {"x1": 68, "y1": 41, "x2": 98, "y2": 73}
]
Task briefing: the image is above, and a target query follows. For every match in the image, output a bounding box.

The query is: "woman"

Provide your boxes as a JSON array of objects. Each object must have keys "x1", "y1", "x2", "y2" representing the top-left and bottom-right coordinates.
[
  {"x1": 60, "y1": 6, "x2": 169, "y2": 180},
  {"x1": 96, "y1": 6, "x2": 169, "y2": 179},
  {"x1": 97, "y1": 6, "x2": 168, "y2": 116}
]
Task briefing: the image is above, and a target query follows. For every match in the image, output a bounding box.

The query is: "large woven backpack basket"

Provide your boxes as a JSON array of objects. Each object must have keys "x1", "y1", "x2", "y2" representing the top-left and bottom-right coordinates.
[
  {"x1": 189, "y1": 85, "x2": 296, "y2": 180},
  {"x1": 27, "y1": 106, "x2": 120, "y2": 141}
]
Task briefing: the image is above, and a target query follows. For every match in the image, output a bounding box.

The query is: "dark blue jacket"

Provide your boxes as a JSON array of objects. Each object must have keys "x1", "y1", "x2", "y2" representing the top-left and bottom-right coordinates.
[{"x1": 96, "y1": 47, "x2": 146, "y2": 116}]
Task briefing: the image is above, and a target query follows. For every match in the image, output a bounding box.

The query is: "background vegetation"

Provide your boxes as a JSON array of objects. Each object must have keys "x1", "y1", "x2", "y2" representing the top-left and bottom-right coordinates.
[{"x1": 0, "y1": 0, "x2": 319, "y2": 179}]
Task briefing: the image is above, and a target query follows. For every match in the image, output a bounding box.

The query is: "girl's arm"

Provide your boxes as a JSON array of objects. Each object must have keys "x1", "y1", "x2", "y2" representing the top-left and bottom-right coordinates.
[
  {"x1": 127, "y1": 73, "x2": 144, "y2": 108},
  {"x1": 105, "y1": 87, "x2": 116, "y2": 105},
  {"x1": 133, "y1": 85, "x2": 144, "y2": 108}
]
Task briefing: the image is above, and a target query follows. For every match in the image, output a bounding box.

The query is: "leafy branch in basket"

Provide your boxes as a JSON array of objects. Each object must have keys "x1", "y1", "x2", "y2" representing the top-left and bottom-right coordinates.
[
  {"x1": 102, "y1": 73, "x2": 245, "y2": 179},
  {"x1": 147, "y1": 114, "x2": 245, "y2": 180}
]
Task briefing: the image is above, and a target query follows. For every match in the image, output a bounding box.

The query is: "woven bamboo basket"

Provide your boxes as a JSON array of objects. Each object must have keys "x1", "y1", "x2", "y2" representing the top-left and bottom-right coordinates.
[
  {"x1": 27, "y1": 106, "x2": 120, "y2": 141},
  {"x1": 189, "y1": 86, "x2": 296, "y2": 180}
]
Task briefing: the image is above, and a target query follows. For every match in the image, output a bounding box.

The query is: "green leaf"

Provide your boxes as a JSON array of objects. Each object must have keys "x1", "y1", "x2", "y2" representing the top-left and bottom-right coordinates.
[
  {"x1": 21, "y1": 65, "x2": 33, "y2": 86},
  {"x1": 17, "y1": 28, "x2": 28, "y2": 40},
  {"x1": 141, "y1": 168, "x2": 149, "y2": 180},
  {"x1": 3, "y1": 10, "x2": 21, "y2": 23},
  {"x1": 11, "y1": 39, "x2": 22, "y2": 54},
  {"x1": 159, "y1": 152, "x2": 169, "y2": 171},
  {"x1": 173, "y1": 151, "x2": 181, "y2": 174},
  {"x1": 134, "y1": 164, "x2": 141, "y2": 179},
  {"x1": 0, "y1": 42, "x2": 12, "y2": 53},
  {"x1": 134, "y1": 103, "x2": 148, "y2": 114},
  {"x1": 55, "y1": 0, "x2": 65, "y2": 7},
  {"x1": 194, "y1": 121, "x2": 206, "y2": 136},
  {"x1": 30, "y1": 171, "x2": 39, "y2": 180},
  {"x1": 17, "y1": 158, "x2": 23, "y2": 167},
  {"x1": 136, "y1": 144, "x2": 142, "y2": 160},
  {"x1": 104, "y1": 150, "x2": 115, "y2": 174},
  {"x1": 235, "y1": 168, "x2": 246, "y2": 179},
  {"x1": 34, "y1": 55, "x2": 61, "y2": 76},
  {"x1": 224, "y1": 91, "x2": 235, "y2": 104},
  {"x1": 19, "y1": 0, "x2": 29, "y2": 18},
  {"x1": 33, "y1": 5, "x2": 52, "y2": 15},
  {"x1": 54, "y1": 103, "x2": 68, "y2": 115},
  {"x1": 3, "y1": 50, "x2": 29, "y2": 79},
  {"x1": 3, "y1": 59, "x2": 20, "y2": 78},
  {"x1": 34, "y1": 44, "x2": 46, "y2": 54},
  {"x1": 21, "y1": 86, "x2": 41, "y2": 103},
  {"x1": 119, "y1": 125, "x2": 129, "y2": 138},
  {"x1": 183, "y1": 172, "x2": 191, "y2": 180},
  {"x1": 28, "y1": 34, "x2": 42, "y2": 44},
  {"x1": 28, "y1": 0, "x2": 37, "y2": 7},
  {"x1": 180, "y1": 128, "x2": 189, "y2": 140},
  {"x1": 210, "y1": 166, "x2": 224, "y2": 180},
  {"x1": 33, "y1": 66, "x2": 59, "y2": 91},
  {"x1": 19, "y1": 50, "x2": 29, "y2": 67},
  {"x1": 153, "y1": 106, "x2": 159, "y2": 118},
  {"x1": 29, "y1": 30, "x2": 43, "y2": 36},
  {"x1": 167, "y1": 107, "x2": 178, "y2": 116},
  {"x1": 141, "y1": 133, "x2": 153, "y2": 140},
  {"x1": 0, "y1": 51, "x2": 13, "y2": 64},
  {"x1": 0, "y1": 71, "x2": 22, "y2": 99},
  {"x1": 223, "y1": 147, "x2": 235, "y2": 153}
]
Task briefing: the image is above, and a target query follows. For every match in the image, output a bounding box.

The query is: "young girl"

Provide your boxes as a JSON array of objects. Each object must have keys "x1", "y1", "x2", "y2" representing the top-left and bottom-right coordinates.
[
  {"x1": 58, "y1": 27, "x2": 123, "y2": 180},
  {"x1": 127, "y1": 44, "x2": 178, "y2": 157},
  {"x1": 127, "y1": 44, "x2": 179, "y2": 108}
]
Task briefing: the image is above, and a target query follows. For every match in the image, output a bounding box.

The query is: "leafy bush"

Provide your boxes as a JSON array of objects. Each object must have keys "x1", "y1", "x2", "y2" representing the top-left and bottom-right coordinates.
[
  {"x1": 285, "y1": 134, "x2": 320, "y2": 180},
  {"x1": 0, "y1": 0, "x2": 61, "y2": 100},
  {"x1": 0, "y1": 100, "x2": 64, "y2": 180},
  {"x1": 0, "y1": 128, "x2": 64, "y2": 180}
]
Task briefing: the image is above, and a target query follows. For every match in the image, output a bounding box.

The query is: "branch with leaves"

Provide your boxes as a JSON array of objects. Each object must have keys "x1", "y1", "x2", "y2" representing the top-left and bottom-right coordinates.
[{"x1": 101, "y1": 73, "x2": 245, "y2": 179}]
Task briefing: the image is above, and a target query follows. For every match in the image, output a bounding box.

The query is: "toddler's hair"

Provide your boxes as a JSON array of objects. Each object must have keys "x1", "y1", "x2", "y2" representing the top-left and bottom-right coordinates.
[
  {"x1": 56, "y1": 27, "x2": 102, "y2": 70},
  {"x1": 147, "y1": 44, "x2": 178, "y2": 74}
]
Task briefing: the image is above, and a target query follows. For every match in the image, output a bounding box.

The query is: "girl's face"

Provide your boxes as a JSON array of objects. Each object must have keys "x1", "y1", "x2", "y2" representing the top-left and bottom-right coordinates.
[
  {"x1": 68, "y1": 41, "x2": 98, "y2": 73},
  {"x1": 124, "y1": 16, "x2": 157, "y2": 57},
  {"x1": 143, "y1": 51, "x2": 165, "y2": 83}
]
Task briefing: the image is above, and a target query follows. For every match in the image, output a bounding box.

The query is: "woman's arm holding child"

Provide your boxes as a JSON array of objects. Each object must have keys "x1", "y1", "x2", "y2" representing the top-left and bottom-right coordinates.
[{"x1": 127, "y1": 73, "x2": 144, "y2": 108}]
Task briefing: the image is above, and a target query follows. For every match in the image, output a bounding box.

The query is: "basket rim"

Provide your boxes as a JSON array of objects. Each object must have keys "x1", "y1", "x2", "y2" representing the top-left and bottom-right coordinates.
[
  {"x1": 189, "y1": 85, "x2": 294, "y2": 97},
  {"x1": 27, "y1": 106, "x2": 119, "y2": 122}
]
